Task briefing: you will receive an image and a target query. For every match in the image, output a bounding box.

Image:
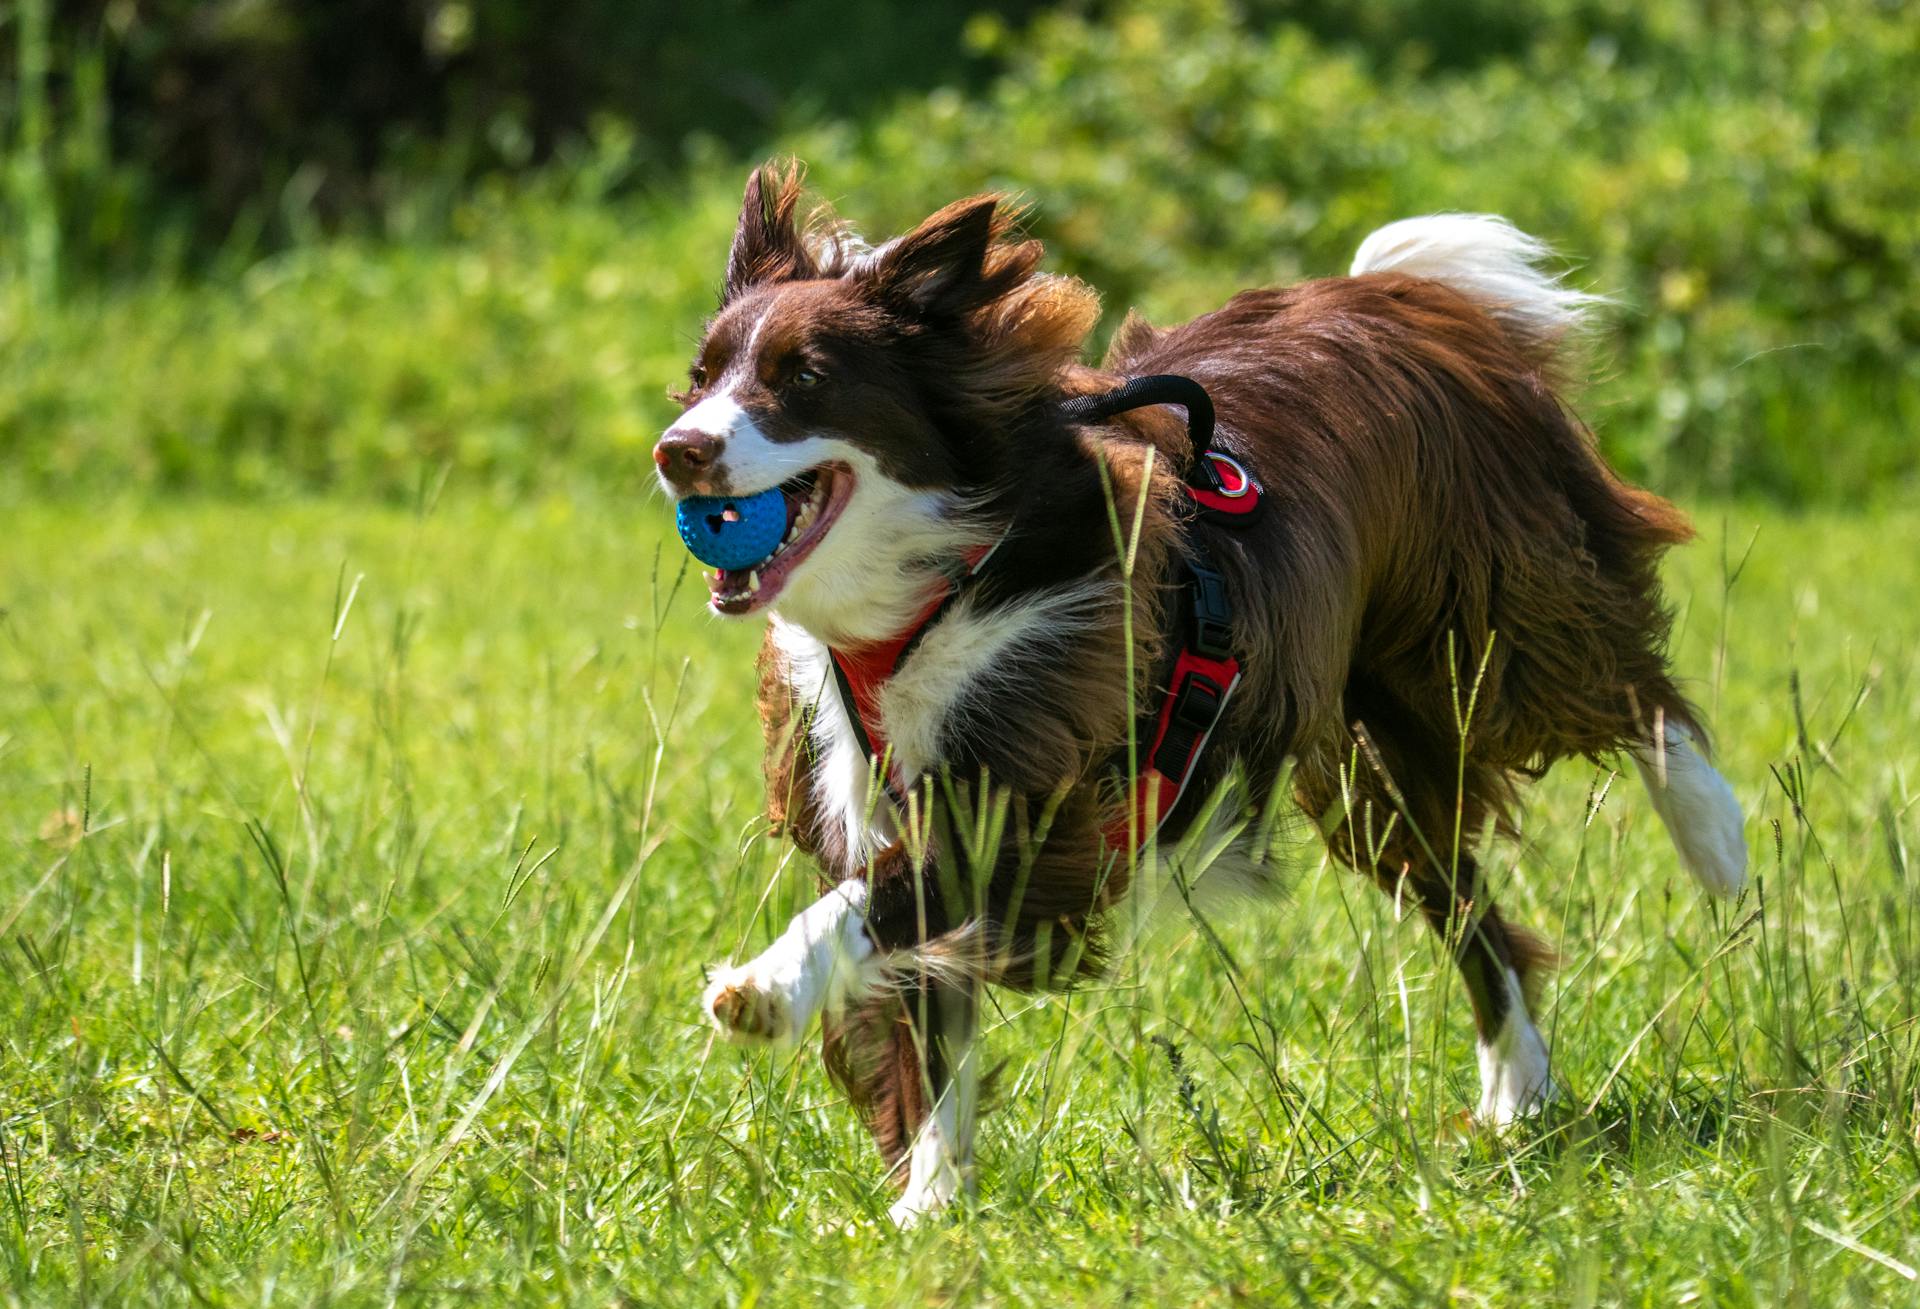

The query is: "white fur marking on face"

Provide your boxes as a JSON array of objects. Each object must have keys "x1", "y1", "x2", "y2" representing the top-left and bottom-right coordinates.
[
  {"x1": 669, "y1": 391, "x2": 761, "y2": 444},
  {"x1": 1631, "y1": 722, "x2": 1747, "y2": 898},
  {"x1": 670, "y1": 370, "x2": 988, "y2": 641},
  {"x1": 888, "y1": 1005, "x2": 976, "y2": 1227},
  {"x1": 716, "y1": 423, "x2": 843, "y2": 498},
  {"x1": 878, "y1": 579, "x2": 1119, "y2": 781},
  {"x1": 702, "y1": 880, "x2": 877, "y2": 1047},
  {"x1": 657, "y1": 389, "x2": 771, "y2": 498},
  {"x1": 1475, "y1": 965, "x2": 1554, "y2": 1125},
  {"x1": 743, "y1": 303, "x2": 772, "y2": 361},
  {"x1": 772, "y1": 619, "x2": 897, "y2": 864},
  {"x1": 769, "y1": 450, "x2": 986, "y2": 646}
]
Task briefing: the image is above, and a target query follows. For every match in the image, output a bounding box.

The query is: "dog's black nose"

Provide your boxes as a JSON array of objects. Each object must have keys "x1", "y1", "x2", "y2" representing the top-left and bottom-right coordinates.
[{"x1": 654, "y1": 429, "x2": 723, "y2": 489}]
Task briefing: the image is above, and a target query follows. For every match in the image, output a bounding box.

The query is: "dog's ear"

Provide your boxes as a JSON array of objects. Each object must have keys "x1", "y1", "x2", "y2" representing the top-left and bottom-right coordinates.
[
  {"x1": 725, "y1": 161, "x2": 814, "y2": 303},
  {"x1": 868, "y1": 195, "x2": 1016, "y2": 320}
]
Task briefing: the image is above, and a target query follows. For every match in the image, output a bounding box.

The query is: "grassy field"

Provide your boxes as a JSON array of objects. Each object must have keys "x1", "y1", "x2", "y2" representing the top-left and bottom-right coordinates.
[{"x1": 4, "y1": 494, "x2": 1919, "y2": 1306}]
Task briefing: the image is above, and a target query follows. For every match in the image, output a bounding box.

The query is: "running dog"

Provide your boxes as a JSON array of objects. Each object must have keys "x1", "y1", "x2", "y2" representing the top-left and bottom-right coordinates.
[{"x1": 655, "y1": 163, "x2": 1746, "y2": 1223}]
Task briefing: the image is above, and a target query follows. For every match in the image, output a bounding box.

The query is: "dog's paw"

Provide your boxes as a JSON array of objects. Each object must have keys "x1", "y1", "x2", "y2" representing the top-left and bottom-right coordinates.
[
  {"x1": 887, "y1": 1118, "x2": 969, "y2": 1228},
  {"x1": 702, "y1": 962, "x2": 804, "y2": 1047},
  {"x1": 701, "y1": 884, "x2": 877, "y2": 1050},
  {"x1": 887, "y1": 1175, "x2": 959, "y2": 1229},
  {"x1": 1477, "y1": 1074, "x2": 1558, "y2": 1128},
  {"x1": 1476, "y1": 1023, "x2": 1557, "y2": 1126}
]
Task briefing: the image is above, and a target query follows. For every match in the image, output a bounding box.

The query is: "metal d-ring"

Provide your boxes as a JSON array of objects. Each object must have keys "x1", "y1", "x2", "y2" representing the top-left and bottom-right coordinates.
[{"x1": 1204, "y1": 451, "x2": 1252, "y2": 498}]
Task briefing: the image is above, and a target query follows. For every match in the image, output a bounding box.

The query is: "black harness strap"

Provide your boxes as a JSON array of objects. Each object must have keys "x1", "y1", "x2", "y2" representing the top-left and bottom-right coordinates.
[
  {"x1": 1062, "y1": 375, "x2": 1264, "y2": 841},
  {"x1": 822, "y1": 374, "x2": 1258, "y2": 849},
  {"x1": 1060, "y1": 374, "x2": 1222, "y2": 493}
]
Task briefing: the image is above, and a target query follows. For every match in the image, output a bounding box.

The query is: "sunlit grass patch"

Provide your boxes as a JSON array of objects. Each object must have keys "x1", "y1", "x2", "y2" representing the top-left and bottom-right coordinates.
[{"x1": 2, "y1": 496, "x2": 1917, "y2": 1304}]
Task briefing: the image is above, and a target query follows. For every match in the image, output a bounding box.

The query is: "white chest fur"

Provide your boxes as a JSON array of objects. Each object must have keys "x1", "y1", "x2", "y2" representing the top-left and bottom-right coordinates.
[
  {"x1": 770, "y1": 619, "x2": 896, "y2": 866},
  {"x1": 769, "y1": 581, "x2": 1115, "y2": 867}
]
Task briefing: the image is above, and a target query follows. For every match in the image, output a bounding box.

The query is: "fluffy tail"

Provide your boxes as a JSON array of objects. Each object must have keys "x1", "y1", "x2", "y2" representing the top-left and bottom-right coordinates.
[
  {"x1": 1631, "y1": 723, "x2": 1748, "y2": 899},
  {"x1": 1350, "y1": 213, "x2": 1603, "y2": 373}
]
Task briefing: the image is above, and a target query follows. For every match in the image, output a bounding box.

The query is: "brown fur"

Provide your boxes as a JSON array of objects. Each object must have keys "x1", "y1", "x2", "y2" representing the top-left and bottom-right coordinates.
[{"x1": 700, "y1": 165, "x2": 1703, "y2": 1177}]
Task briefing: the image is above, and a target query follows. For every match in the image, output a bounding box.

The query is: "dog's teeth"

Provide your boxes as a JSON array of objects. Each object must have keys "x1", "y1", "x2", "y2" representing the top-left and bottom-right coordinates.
[{"x1": 749, "y1": 570, "x2": 761, "y2": 591}]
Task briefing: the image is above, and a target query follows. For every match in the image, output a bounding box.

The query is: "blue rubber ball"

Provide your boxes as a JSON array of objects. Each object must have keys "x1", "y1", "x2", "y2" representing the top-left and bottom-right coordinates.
[{"x1": 675, "y1": 487, "x2": 788, "y2": 571}]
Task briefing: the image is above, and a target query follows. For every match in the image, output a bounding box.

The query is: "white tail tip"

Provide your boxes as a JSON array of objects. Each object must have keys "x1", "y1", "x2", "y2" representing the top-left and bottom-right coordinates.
[
  {"x1": 1350, "y1": 213, "x2": 1604, "y2": 366},
  {"x1": 1632, "y1": 725, "x2": 1747, "y2": 898}
]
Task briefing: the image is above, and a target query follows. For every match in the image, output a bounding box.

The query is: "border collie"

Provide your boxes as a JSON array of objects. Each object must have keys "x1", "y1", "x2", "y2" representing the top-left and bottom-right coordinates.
[{"x1": 656, "y1": 163, "x2": 1746, "y2": 1224}]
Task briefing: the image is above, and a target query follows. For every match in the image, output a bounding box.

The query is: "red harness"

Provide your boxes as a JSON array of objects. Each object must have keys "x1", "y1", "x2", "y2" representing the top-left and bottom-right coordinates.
[
  {"x1": 824, "y1": 423, "x2": 1262, "y2": 853},
  {"x1": 826, "y1": 540, "x2": 1001, "y2": 798}
]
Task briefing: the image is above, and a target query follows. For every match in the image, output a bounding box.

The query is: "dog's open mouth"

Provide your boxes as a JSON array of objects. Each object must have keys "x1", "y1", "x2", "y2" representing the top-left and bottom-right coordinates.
[{"x1": 707, "y1": 462, "x2": 855, "y2": 615}]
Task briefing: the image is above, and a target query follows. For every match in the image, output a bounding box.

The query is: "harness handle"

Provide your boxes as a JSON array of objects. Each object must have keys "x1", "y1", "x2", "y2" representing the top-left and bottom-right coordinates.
[{"x1": 1059, "y1": 374, "x2": 1218, "y2": 489}]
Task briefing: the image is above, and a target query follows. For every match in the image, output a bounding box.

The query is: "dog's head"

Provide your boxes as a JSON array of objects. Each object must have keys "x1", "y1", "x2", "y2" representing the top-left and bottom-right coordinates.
[{"x1": 655, "y1": 162, "x2": 1098, "y2": 644}]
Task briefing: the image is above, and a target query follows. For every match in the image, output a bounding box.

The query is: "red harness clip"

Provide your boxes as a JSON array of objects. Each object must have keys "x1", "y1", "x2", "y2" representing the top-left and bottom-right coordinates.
[{"x1": 1106, "y1": 644, "x2": 1243, "y2": 851}]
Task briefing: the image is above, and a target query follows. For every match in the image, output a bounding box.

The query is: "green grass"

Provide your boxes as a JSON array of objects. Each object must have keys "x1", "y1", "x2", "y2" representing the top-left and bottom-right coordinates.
[{"x1": 4, "y1": 494, "x2": 1919, "y2": 1305}]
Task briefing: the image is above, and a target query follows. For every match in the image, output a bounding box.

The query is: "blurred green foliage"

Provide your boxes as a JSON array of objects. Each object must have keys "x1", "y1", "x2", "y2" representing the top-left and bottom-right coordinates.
[
  {"x1": 2, "y1": 0, "x2": 1916, "y2": 502},
  {"x1": 6, "y1": 0, "x2": 1043, "y2": 272},
  {"x1": 780, "y1": 0, "x2": 1920, "y2": 501}
]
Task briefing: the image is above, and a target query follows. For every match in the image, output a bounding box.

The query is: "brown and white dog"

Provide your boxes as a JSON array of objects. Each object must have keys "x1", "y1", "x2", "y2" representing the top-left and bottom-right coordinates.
[{"x1": 656, "y1": 163, "x2": 1746, "y2": 1224}]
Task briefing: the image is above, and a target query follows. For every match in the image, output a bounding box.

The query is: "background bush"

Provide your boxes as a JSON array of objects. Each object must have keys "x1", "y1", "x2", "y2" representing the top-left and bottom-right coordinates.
[
  {"x1": 9, "y1": 0, "x2": 1045, "y2": 272},
  {"x1": 2, "y1": 0, "x2": 1915, "y2": 502}
]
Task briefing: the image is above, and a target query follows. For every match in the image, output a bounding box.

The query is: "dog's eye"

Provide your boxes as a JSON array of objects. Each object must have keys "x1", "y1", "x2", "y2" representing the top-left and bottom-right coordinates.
[
  {"x1": 688, "y1": 364, "x2": 709, "y2": 390},
  {"x1": 792, "y1": 367, "x2": 823, "y2": 389}
]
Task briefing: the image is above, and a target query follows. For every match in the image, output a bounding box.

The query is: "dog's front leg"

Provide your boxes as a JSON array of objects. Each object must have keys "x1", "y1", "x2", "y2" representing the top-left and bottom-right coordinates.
[
  {"x1": 889, "y1": 981, "x2": 978, "y2": 1226},
  {"x1": 823, "y1": 978, "x2": 978, "y2": 1227},
  {"x1": 702, "y1": 880, "x2": 877, "y2": 1047}
]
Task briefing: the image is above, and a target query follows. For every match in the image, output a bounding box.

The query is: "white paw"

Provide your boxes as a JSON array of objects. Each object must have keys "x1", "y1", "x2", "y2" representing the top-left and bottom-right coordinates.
[
  {"x1": 1477, "y1": 1067, "x2": 1558, "y2": 1127},
  {"x1": 702, "y1": 960, "x2": 808, "y2": 1047},
  {"x1": 887, "y1": 1095, "x2": 970, "y2": 1227},
  {"x1": 701, "y1": 881, "x2": 875, "y2": 1048},
  {"x1": 887, "y1": 1170, "x2": 960, "y2": 1228},
  {"x1": 1475, "y1": 969, "x2": 1556, "y2": 1126}
]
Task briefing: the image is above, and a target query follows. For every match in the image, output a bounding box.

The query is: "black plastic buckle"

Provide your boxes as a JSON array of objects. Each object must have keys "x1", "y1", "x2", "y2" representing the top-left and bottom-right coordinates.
[
  {"x1": 1186, "y1": 559, "x2": 1234, "y2": 660},
  {"x1": 1152, "y1": 672, "x2": 1224, "y2": 776},
  {"x1": 1172, "y1": 673, "x2": 1223, "y2": 731}
]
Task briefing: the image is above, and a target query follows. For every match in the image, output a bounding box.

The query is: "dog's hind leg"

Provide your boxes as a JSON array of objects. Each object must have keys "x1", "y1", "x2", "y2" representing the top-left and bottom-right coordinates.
[
  {"x1": 1383, "y1": 846, "x2": 1556, "y2": 1124},
  {"x1": 1305, "y1": 725, "x2": 1557, "y2": 1125},
  {"x1": 1441, "y1": 873, "x2": 1556, "y2": 1124}
]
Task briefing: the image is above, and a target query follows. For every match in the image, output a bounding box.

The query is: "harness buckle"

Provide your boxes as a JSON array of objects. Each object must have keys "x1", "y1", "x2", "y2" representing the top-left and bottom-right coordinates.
[
  {"x1": 1186, "y1": 560, "x2": 1235, "y2": 660},
  {"x1": 1201, "y1": 451, "x2": 1252, "y2": 498},
  {"x1": 1172, "y1": 673, "x2": 1223, "y2": 732},
  {"x1": 1152, "y1": 671, "x2": 1225, "y2": 776}
]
